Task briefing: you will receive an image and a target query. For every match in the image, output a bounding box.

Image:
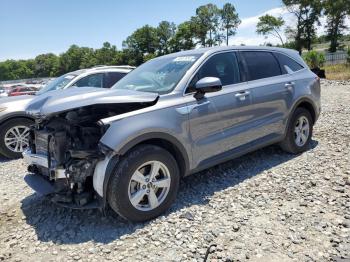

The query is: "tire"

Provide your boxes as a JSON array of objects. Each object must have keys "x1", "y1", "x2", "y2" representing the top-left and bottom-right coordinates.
[
  {"x1": 107, "y1": 145, "x2": 180, "y2": 222},
  {"x1": 0, "y1": 118, "x2": 33, "y2": 159},
  {"x1": 280, "y1": 108, "x2": 313, "y2": 154}
]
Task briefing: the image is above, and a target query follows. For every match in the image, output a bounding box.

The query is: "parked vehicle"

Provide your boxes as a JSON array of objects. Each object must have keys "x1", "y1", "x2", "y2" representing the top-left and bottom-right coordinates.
[
  {"x1": 8, "y1": 86, "x2": 37, "y2": 96},
  {"x1": 0, "y1": 66, "x2": 134, "y2": 159},
  {"x1": 0, "y1": 86, "x2": 6, "y2": 97},
  {"x1": 23, "y1": 46, "x2": 321, "y2": 222}
]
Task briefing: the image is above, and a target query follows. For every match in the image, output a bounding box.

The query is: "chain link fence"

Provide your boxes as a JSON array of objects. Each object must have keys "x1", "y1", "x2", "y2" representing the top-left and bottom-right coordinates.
[{"x1": 324, "y1": 51, "x2": 348, "y2": 65}]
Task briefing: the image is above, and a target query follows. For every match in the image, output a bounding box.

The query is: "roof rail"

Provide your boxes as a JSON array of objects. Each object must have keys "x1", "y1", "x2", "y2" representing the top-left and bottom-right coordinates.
[{"x1": 90, "y1": 65, "x2": 136, "y2": 70}]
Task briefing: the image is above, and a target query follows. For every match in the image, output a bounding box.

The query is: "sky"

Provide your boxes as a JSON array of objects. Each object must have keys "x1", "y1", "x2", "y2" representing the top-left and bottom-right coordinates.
[{"x1": 0, "y1": 0, "x2": 349, "y2": 61}]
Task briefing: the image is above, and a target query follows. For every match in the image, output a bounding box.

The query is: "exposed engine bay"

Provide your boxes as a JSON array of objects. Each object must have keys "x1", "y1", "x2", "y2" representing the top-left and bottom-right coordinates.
[{"x1": 28, "y1": 102, "x2": 155, "y2": 207}]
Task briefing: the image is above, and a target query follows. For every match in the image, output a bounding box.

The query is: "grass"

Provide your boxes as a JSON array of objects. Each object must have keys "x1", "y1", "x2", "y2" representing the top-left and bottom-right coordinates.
[{"x1": 323, "y1": 63, "x2": 350, "y2": 80}]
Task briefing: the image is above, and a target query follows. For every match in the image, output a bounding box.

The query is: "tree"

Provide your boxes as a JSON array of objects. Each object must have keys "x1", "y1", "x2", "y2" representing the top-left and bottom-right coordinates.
[
  {"x1": 0, "y1": 59, "x2": 34, "y2": 80},
  {"x1": 156, "y1": 21, "x2": 176, "y2": 55},
  {"x1": 221, "y1": 3, "x2": 241, "y2": 46},
  {"x1": 324, "y1": 0, "x2": 350, "y2": 52},
  {"x1": 282, "y1": 0, "x2": 322, "y2": 54},
  {"x1": 169, "y1": 21, "x2": 196, "y2": 52},
  {"x1": 34, "y1": 53, "x2": 59, "y2": 77},
  {"x1": 256, "y1": 14, "x2": 285, "y2": 46},
  {"x1": 192, "y1": 4, "x2": 221, "y2": 47},
  {"x1": 94, "y1": 42, "x2": 120, "y2": 65},
  {"x1": 123, "y1": 25, "x2": 158, "y2": 55},
  {"x1": 58, "y1": 45, "x2": 95, "y2": 74},
  {"x1": 123, "y1": 25, "x2": 159, "y2": 64}
]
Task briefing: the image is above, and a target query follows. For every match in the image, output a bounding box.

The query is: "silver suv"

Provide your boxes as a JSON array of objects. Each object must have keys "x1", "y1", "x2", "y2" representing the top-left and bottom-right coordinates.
[
  {"x1": 23, "y1": 46, "x2": 320, "y2": 222},
  {"x1": 0, "y1": 66, "x2": 134, "y2": 158}
]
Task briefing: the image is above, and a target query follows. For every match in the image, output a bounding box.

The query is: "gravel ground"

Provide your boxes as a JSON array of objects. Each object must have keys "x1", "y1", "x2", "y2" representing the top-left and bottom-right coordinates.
[{"x1": 0, "y1": 80, "x2": 349, "y2": 262}]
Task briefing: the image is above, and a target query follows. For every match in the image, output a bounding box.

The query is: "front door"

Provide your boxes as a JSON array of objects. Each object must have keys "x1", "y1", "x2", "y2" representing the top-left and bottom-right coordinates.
[{"x1": 186, "y1": 52, "x2": 254, "y2": 168}]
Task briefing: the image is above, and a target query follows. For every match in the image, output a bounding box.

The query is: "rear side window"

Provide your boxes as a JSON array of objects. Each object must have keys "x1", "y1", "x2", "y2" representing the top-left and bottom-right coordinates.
[
  {"x1": 187, "y1": 52, "x2": 240, "y2": 93},
  {"x1": 274, "y1": 52, "x2": 304, "y2": 74},
  {"x1": 241, "y1": 51, "x2": 281, "y2": 81},
  {"x1": 104, "y1": 72, "x2": 126, "y2": 88}
]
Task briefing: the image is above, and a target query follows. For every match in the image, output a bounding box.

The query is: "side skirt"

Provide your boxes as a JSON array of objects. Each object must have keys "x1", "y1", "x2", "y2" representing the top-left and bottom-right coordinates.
[{"x1": 187, "y1": 134, "x2": 283, "y2": 176}]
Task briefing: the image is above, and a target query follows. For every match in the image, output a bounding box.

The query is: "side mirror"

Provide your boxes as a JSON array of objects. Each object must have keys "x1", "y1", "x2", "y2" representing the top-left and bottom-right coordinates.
[{"x1": 194, "y1": 77, "x2": 222, "y2": 100}]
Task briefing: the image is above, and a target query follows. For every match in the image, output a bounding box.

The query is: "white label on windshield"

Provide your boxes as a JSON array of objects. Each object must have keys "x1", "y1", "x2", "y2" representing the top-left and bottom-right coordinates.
[
  {"x1": 65, "y1": 75, "x2": 75, "y2": 79},
  {"x1": 173, "y1": 56, "x2": 197, "y2": 62}
]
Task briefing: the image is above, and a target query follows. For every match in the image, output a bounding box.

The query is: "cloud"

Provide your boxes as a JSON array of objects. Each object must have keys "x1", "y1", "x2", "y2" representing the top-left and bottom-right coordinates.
[
  {"x1": 230, "y1": 6, "x2": 350, "y2": 46},
  {"x1": 239, "y1": 7, "x2": 289, "y2": 30}
]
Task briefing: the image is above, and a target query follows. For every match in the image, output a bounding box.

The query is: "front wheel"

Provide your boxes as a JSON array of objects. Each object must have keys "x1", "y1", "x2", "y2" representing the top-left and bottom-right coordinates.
[
  {"x1": 280, "y1": 108, "x2": 313, "y2": 154},
  {"x1": 107, "y1": 145, "x2": 180, "y2": 222},
  {"x1": 0, "y1": 118, "x2": 33, "y2": 159}
]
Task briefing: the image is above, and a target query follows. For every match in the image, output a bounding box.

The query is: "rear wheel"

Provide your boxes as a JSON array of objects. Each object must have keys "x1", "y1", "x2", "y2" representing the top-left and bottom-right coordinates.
[
  {"x1": 107, "y1": 145, "x2": 180, "y2": 222},
  {"x1": 280, "y1": 108, "x2": 313, "y2": 154},
  {"x1": 0, "y1": 118, "x2": 33, "y2": 159}
]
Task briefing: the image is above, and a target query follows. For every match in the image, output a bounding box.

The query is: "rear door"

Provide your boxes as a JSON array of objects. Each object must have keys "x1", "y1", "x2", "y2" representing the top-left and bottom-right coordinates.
[
  {"x1": 239, "y1": 51, "x2": 294, "y2": 141},
  {"x1": 186, "y1": 51, "x2": 255, "y2": 167}
]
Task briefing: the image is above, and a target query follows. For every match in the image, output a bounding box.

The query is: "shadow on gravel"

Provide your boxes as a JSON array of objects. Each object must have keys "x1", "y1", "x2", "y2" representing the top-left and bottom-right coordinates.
[
  {"x1": 20, "y1": 140, "x2": 318, "y2": 244},
  {"x1": 0, "y1": 155, "x2": 11, "y2": 163}
]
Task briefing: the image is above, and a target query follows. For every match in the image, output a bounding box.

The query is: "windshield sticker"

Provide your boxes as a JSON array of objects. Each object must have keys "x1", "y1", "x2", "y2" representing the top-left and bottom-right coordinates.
[
  {"x1": 173, "y1": 56, "x2": 197, "y2": 62},
  {"x1": 64, "y1": 75, "x2": 75, "y2": 79}
]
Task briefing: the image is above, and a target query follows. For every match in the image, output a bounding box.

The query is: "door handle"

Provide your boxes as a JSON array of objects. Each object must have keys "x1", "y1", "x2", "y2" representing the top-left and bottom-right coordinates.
[
  {"x1": 235, "y1": 91, "x2": 250, "y2": 101},
  {"x1": 285, "y1": 82, "x2": 295, "y2": 91}
]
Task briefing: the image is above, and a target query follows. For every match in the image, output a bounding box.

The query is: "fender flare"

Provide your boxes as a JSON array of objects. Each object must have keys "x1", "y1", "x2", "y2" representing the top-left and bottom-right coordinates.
[{"x1": 283, "y1": 97, "x2": 318, "y2": 137}]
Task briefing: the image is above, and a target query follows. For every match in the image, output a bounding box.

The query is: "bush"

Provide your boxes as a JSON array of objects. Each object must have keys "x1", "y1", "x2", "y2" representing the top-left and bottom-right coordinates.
[
  {"x1": 347, "y1": 47, "x2": 350, "y2": 65},
  {"x1": 302, "y1": 51, "x2": 325, "y2": 69}
]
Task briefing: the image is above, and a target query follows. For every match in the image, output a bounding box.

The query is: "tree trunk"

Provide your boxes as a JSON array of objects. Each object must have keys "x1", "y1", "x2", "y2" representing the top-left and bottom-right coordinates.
[
  {"x1": 209, "y1": 30, "x2": 212, "y2": 47},
  {"x1": 226, "y1": 28, "x2": 229, "y2": 46},
  {"x1": 329, "y1": 19, "x2": 340, "y2": 53}
]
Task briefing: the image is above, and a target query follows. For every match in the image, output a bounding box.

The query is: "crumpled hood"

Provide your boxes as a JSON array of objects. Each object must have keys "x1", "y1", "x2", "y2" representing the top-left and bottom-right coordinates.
[{"x1": 25, "y1": 87, "x2": 159, "y2": 118}]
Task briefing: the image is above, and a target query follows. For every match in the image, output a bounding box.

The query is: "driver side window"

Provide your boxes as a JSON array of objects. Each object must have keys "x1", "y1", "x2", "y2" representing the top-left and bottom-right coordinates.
[{"x1": 186, "y1": 52, "x2": 240, "y2": 93}]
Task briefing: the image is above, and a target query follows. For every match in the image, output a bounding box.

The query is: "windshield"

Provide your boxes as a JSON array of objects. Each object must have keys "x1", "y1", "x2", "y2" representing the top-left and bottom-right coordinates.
[
  {"x1": 111, "y1": 54, "x2": 202, "y2": 94},
  {"x1": 37, "y1": 74, "x2": 77, "y2": 95}
]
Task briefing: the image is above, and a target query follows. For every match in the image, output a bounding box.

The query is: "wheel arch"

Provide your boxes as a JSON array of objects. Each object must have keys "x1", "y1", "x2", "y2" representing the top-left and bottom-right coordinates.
[
  {"x1": 291, "y1": 98, "x2": 317, "y2": 124},
  {"x1": 118, "y1": 132, "x2": 190, "y2": 177},
  {"x1": 101, "y1": 132, "x2": 190, "y2": 208},
  {"x1": 283, "y1": 97, "x2": 317, "y2": 138},
  {"x1": 0, "y1": 114, "x2": 35, "y2": 127}
]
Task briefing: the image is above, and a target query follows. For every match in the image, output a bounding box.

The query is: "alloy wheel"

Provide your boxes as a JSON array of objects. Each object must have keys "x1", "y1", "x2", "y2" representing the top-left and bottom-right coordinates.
[
  {"x1": 128, "y1": 161, "x2": 171, "y2": 211},
  {"x1": 294, "y1": 116, "x2": 310, "y2": 147},
  {"x1": 4, "y1": 126, "x2": 30, "y2": 153}
]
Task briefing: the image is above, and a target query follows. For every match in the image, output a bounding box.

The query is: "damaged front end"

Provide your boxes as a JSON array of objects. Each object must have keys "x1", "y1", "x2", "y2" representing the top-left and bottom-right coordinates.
[{"x1": 23, "y1": 88, "x2": 158, "y2": 208}]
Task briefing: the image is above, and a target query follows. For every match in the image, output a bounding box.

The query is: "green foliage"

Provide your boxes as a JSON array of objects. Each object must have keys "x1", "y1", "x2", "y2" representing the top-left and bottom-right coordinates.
[
  {"x1": 302, "y1": 50, "x2": 325, "y2": 68},
  {"x1": 0, "y1": 60, "x2": 34, "y2": 81},
  {"x1": 34, "y1": 53, "x2": 59, "y2": 77},
  {"x1": 169, "y1": 21, "x2": 196, "y2": 52},
  {"x1": 221, "y1": 3, "x2": 241, "y2": 46},
  {"x1": 157, "y1": 21, "x2": 176, "y2": 55},
  {"x1": 0, "y1": 42, "x2": 126, "y2": 81},
  {"x1": 256, "y1": 15, "x2": 285, "y2": 45},
  {"x1": 190, "y1": 4, "x2": 221, "y2": 47},
  {"x1": 282, "y1": 0, "x2": 323, "y2": 53},
  {"x1": 323, "y1": 0, "x2": 350, "y2": 52},
  {"x1": 347, "y1": 47, "x2": 350, "y2": 64}
]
